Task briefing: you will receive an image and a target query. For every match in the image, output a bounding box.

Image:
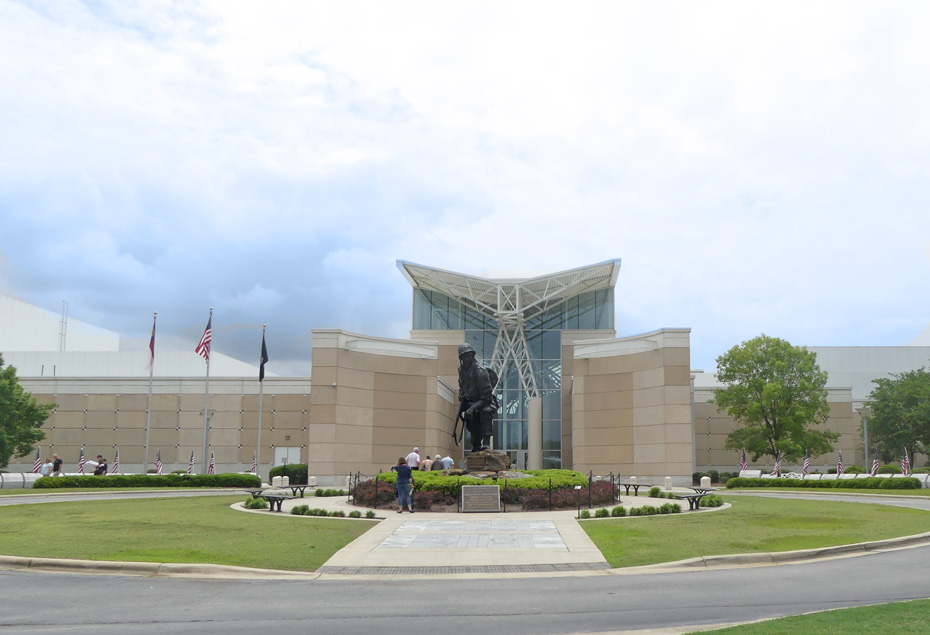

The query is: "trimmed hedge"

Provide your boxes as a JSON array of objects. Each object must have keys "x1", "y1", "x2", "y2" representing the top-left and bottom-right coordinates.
[
  {"x1": 726, "y1": 476, "x2": 920, "y2": 490},
  {"x1": 269, "y1": 463, "x2": 309, "y2": 485},
  {"x1": 34, "y1": 473, "x2": 261, "y2": 489}
]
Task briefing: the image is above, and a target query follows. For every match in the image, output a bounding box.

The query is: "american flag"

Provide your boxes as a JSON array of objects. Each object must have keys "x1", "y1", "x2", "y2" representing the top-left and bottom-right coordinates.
[
  {"x1": 208, "y1": 451, "x2": 215, "y2": 475},
  {"x1": 111, "y1": 448, "x2": 119, "y2": 474},
  {"x1": 870, "y1": 451, "x2": 880, "y2": 476},
  {"x1": 77, "y1": 448, "x2": 85, "y2": 475},
  {"x1": 155, "y1": 450, "x2": 163, "y2": 475},
  {"x1": 902, "y1": 448, "x2": 910, "y2": 476},
  {"x1": 772, "y1": 452, "x2": 781, "y2": 477},
  {"x1": 33, "y1": 448, "x2": 41, "y2": 474},
  {"x1": 187, "y1": 450, "x2": 195, "y2": 475},
  {"x1": 802, "y1": 451, "x2": 810, "y2": 476},
  {"x1": 739, "y1": 450, "x2": 748, "y2": 471},
  {"x1": 195, "y1": 314, "x2": 212, "y2": 362},
  {"x1": 837, "y1": 452, "x2": 844, "y2": 476},
  {"x1": 251, "y1": 453, "x2": 257, "y2": 474}
]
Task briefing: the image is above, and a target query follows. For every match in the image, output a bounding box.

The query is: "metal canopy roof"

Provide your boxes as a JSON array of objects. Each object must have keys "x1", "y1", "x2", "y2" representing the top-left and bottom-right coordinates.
[
  {"x1": 396, "y1": 259, "x2": 621, "y2": 320},
  {"x1": 397, "y1": 259, "x2": 622, "y2": 400}
]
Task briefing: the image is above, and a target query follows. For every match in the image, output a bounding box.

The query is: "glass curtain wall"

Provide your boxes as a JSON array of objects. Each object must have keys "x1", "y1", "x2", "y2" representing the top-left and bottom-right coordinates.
[{"x1": 413, "y1": 288, "x2": 614, "y2": 469}]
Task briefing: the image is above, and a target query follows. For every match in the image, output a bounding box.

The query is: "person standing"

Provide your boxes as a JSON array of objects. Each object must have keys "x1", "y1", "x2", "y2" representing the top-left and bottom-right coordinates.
[
  {"x1": 442, "y1": 454, "x2": 454, "y2": 470},
  {"x1": 51, "y1": 454, "x2": 63, "y2": 477},
  {"x1": 420, "y1": 455, "x2": 433, "y2": 471},
  {"x1": 431, "y1": 456, "x2": 445, "y2": 471},
  {"x1": 405, "y1": 447, "x2": 420, "y2": 470},
  {"x1": 391, "y1": 457, "x2": 414, "y2": 513},
  {"x1": 40, "y1": 458, "x2": 53, "y2": 476}
]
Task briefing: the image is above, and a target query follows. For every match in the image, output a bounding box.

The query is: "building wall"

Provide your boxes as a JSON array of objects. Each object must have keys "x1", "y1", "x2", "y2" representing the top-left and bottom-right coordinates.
[
  {"x1": 693, "y1": 385, "x2": 862, "y2": 473},
  {"x1": 570, "y1": 329, "x2": 693, "y2": 485},
  {"x1": 8, "y1": 377, "x2": 311, "y2": 476},
  {"x1": 309, "y1": 330, "x2": 457, "y2": 485}
]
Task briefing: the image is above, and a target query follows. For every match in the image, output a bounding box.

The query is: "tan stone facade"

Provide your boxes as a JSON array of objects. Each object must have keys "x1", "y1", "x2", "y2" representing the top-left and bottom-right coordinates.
[
  {"x1": 12, "y1": 377, "x2": 311, "y2": 476},
  {"x1": 568, "y1": 329, "x2": 693, "y2": 485}
]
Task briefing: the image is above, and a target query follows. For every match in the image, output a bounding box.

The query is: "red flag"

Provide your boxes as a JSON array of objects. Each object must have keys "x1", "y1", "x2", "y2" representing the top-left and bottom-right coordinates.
[{"x1": 739, "y1": 450, "x2": 748, "y2": 471}]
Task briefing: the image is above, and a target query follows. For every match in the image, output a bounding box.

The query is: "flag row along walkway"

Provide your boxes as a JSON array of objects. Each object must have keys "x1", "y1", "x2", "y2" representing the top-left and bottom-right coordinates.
[{"x1": 4, "y1": 488, "x2": 930, "y2": 581}]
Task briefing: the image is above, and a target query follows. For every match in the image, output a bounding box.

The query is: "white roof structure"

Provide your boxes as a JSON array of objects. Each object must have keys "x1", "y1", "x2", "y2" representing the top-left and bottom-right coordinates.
[{"x1": 397, "y1": 259, "x2": 621, "y2": 397}]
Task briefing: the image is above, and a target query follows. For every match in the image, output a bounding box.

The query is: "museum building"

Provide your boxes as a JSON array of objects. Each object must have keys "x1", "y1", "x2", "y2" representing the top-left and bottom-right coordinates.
[{"x1": 4, "y1": 260, "x2": 929, "y2": 484}]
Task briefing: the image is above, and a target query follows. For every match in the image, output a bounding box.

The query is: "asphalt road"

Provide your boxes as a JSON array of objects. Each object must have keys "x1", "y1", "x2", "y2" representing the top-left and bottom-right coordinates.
[{"x1": 2, "y1": 491, "x2": 930, "y2": 634}]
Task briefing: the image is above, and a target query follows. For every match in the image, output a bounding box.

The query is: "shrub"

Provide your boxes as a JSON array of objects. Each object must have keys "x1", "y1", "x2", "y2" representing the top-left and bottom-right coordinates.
[
  {"x1": 648, "y1": 486, "x2": 662, "y2": 498},
  {"x1": 594, "y1": 508, "x2": 610, "y2": 518},
  {"x1": 308, "y1": 508, "x2": 328, "y2": 516},
  {"x1": 365, "y1": 510, "x2": 376, "y2": 519},
  {"x1": 268, "y1": 463, "x2": 308, "y2": 485},
  {"x1": 349, "y1": 510, "x2": 362, "y2": 518},
  {"x1": 611, "y1": 506, "x2": 627, "y2": 517},
  {"x1": 708, "y1": 470, "x2": 720, "y2": 483},
  {"x1": 315, "y1": 488, "x2": 347, "y2": 497},
  {"x1": 34, "y1": 473, "x2": 261, "y2": 489},
  {"x1": 878, "y1": 464, "x2": 903, "y2": 474},
  {"x1": 629, "y1": 505, "x2": 659, "y2": 516},
  {"x1": 701, "y1": 494, "x2": 724, "y2": 507},
  {"x1": 725, "y1": 476, "x2": 920, "y2": 490},
  {"x1": 580, "y1": 510, "x2": 591, "y2": 518},
  {"x1": 330, "y1": 510, "x2": 346, "y2": 517},
  {"x1": 659, "y1": 502, "x2": 682, "y2": 514},
  {"x1": 291, "y1": 504, "x2": 310, "y2": 515},
  {"x1": 244, "y1": 497, "x2": 268, "y2": 510}
]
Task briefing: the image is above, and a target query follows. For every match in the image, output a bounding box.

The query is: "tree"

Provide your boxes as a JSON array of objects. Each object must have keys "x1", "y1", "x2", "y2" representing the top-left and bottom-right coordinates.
[
  {"x1": 866, "y1": 367, "x2": 930, "y2": 463},
  {"x1": 712, "y1": 334, "x2": 838, "y2": 462},
  {"x1": 0, "y1": 354, "x2": 55, "y2": 469}
]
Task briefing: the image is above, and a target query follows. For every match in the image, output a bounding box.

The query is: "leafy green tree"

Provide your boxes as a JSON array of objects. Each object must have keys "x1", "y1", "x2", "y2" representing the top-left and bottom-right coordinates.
[
  {"x1": 0, "y1": 354, "x2": 55, "y2": 469},
  {"x1": 712, "y1": 334, "x2": 838, "y2": 462},
  {"x1": 866, "y1": 367, "x2": 930, "y2": 463}
]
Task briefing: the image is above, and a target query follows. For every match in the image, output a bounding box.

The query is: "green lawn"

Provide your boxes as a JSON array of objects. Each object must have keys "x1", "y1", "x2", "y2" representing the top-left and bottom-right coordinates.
[
  {"x1": 0, "y1": 495, "x2": 374, "y2": 571},
  {"x1": 693, "y1": 599, "x2": 930, "y2": 633},
  {"x1": 583, "y1": 495, "x2": 930, "y2": 568}
]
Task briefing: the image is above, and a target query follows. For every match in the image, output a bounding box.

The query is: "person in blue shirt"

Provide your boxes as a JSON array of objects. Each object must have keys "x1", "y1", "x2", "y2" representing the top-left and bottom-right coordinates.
[{"x1": 392, "y1": 457, "x2": 414, "y2": 513}]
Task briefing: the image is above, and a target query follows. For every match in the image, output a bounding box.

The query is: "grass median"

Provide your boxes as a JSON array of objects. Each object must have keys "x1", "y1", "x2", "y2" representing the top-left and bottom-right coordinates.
[
  {"x1": 583, "y1": 495, "x2": 930, "y2": 568},
  {"x1": 0, "y1": 495, "x2": 374, "y2": 571}
]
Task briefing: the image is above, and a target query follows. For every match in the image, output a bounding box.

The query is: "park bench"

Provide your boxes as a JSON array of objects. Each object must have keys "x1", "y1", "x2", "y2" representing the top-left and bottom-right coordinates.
[
  {"x1": 618, "y1": 482, "x2": 653, "y2": 496},
  {"x1": 261, "y1": 493, "x2": 296, "y2": 512},
  {"x1": 673, "y1": 491, "x2": 711, "y2": 511}
]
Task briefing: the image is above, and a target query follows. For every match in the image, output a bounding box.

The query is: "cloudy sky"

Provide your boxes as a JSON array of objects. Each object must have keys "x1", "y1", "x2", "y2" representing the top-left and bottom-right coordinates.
[{"x1": 2, "y1": 1, "x2": 929, "y2": 377}]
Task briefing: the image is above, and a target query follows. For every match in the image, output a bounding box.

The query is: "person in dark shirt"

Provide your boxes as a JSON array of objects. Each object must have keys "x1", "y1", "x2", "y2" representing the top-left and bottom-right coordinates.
[{"x1": 391, "y1": 457, "x2": 414, "y2": 513}]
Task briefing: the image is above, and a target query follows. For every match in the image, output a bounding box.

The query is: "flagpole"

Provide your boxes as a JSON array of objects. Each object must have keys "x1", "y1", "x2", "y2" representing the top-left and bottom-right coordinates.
[
  {"x1": 143, "y1": 312, "x2": 156, "y2": 474},
  {"x1": 257, "y1": 325, "x2": 266, "y2": 483},
  {"x1": 201, "y1": 308, "x2": 213, "y2": 475}
]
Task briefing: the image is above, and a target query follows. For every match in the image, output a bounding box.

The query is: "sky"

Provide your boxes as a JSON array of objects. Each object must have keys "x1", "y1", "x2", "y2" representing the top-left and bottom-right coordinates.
[{"x1": 2, "y1": 1, "x2": 930, "y2": 377}]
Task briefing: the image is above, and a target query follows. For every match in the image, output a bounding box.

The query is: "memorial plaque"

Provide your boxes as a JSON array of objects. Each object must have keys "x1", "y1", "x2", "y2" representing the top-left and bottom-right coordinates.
[{"x1": 461, "y1": 485, "x2": 501, "y2": 512}]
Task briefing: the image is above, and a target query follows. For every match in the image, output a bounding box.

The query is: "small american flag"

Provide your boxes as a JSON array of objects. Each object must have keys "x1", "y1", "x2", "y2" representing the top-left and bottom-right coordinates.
[
  {"x1": 902, "y1": 448, "x2": 910, "y2": 476},
  {"x1": 111, "y1": 448, "x2": 119, "y2": 474},
  {"x1": 195, "y1": 314, "x2": 212, "y2": 362},
  {"x1": 77, "y1": 448, "x2": 85, "y2": 475},
  {"x1": 772, "y1": 452, "x2": 781, "y2": 477},
  {"x1": 739, "y1": 450, "x2": 748, "y2": 471},
  {"x1": 33, "y1": 448, "x2": 41, "y2": 474},
  {"x1": 837, "y1": 452, "x2": 844, "y2": 476},
  {"x1": 251, "y1": 453, "x2": 257, "y2": 474},
  {"x1": 187, "y1": 450, "x2": 195, "y2": 475},
  {"x1": 208, "y1": 451, "x2": 215, "y2": 475},
  {"x1": 155, "y1": 450, "x2": 163, "y2": 475},
  {"x1": 802, "y1": 451, "x2": 810, "y2": 476},
  {"x1": 870, "y1": 451, "x2": 879, "y2": 477}
]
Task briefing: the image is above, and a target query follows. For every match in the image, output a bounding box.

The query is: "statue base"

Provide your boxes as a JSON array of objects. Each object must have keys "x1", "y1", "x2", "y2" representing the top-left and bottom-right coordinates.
[{"x1": 466, "y1": 449, "x2": 511, "y2": 472}]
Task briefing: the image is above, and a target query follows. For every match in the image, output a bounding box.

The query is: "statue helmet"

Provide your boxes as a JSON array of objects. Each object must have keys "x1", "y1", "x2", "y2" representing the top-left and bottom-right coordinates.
[{"x1": 457, "y1": 343, "x2": 476, "y2": 359}]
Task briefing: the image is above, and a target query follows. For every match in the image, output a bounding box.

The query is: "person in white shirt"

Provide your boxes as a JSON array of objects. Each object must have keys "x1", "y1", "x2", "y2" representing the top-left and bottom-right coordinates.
[{"x1": 405, "y1": 447, "x2": 420, "y2": 470}]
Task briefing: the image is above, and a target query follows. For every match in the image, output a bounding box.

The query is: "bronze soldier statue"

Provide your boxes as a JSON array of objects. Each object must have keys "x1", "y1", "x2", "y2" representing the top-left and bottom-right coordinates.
[{"x1": 457, "y1": 343, "x2": 499, "y2": 452}]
